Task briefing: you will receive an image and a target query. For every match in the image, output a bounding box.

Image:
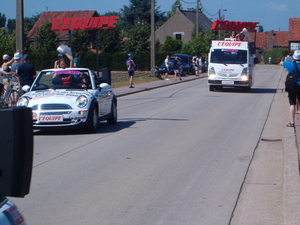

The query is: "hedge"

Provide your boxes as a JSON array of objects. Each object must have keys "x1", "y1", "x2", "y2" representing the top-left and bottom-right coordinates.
[{"x1": 0, "y1": 51, "x2": 173, "y2": 72}]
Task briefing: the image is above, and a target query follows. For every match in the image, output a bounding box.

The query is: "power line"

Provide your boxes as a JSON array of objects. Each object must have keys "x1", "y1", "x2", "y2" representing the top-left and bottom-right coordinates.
[{"x1": 180, "y1": 0, "x2": 219, "y2": 17}]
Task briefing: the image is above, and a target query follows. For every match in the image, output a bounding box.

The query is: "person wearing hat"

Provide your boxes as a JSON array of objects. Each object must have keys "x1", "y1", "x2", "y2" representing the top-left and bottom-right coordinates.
[
  {"x1": 283, "y1": 50, "x2": 300, "y2": 127},
  {"x1": 1, "y1": 54, "x2": 15, "y2": 91},
  {"x1": 126, "y1": 53, "x2": 136, "y2": 88},
  {"x1": 54, "y1": 53, "x2": 65, "y2": 68},
  {"x1": 17, "y1": 54, "x2": 36, "y2": 90},
  {"x1": 1, "y1": 54, "x2": 14, "y2": 74}
]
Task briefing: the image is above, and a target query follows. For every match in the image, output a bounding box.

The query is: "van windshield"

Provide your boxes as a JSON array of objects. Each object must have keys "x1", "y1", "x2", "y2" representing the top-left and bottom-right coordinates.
[{"x1": 210, "y1": 49, "x2": 247, "y2": 64}]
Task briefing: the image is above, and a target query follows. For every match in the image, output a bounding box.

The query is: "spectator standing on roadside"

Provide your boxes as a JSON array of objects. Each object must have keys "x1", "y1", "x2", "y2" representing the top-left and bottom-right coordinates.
[
  {"x1": 164, "y1": 55, "x2": 170, "y2": 80},
  {"x1": 198, "y1": 55, "x2": 204, "y2": 75},
  {"x1": 17, "y1": 55, "x2": 36, "y2": 90},
  {"x1": 193, "y1": 56, "x2": 199, "y2": 76},
  {"x1": 126, "y1": 53, "x2": 136, "y2": 88},
  {"x1": 174, "y1": 56, "x2": 182, "y2": 81},
  {"x1": 283, "y1": 50, "x2": 300, "y2": 127},
  {"x1": 268, "y1": 56, "x2": 272, "y2": 64},
  {"x1": 1, "y1": 54, "x2": 14, "y2": 89},
  {"x1": 73, "y1": 53, "x2": 81, "y2": 68},
  {"x1": 10, "y1": 52, "x2": 22, "y2": 83}
]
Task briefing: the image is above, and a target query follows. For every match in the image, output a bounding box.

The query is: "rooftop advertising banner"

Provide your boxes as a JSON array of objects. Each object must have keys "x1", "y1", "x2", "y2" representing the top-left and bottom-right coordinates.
[
  {"x1": 211, "y1": 20, "x2": 259, "y2": 32},
  {"x1": 51, "y1": 16, "x2": 119, "y2": 31}
]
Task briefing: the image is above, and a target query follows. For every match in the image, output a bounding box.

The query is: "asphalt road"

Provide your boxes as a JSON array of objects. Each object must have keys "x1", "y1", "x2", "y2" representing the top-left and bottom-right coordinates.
[{"x1": 11, "y1": 65, "x2": 299, "y2": 224}]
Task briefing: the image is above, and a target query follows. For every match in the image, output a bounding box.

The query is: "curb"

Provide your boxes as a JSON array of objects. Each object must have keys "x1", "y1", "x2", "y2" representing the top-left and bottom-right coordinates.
[{"x1": 115, "y1": 75, "x2": 205, "y2": 97}]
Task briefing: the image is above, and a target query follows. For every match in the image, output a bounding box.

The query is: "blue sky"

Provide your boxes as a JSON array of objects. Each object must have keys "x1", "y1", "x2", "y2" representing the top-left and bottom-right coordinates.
[{"x1": 1, "y1": 0, "x2": 299, "y2": 32}]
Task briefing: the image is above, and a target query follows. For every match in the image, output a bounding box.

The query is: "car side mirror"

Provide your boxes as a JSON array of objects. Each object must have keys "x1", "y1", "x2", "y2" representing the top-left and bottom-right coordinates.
[
  {"x1": 22, "y1": 85, "x2": 31, "y2": 93},
  {"x1": 98, "y1": 83, "x2": 111, "y2": 91}
]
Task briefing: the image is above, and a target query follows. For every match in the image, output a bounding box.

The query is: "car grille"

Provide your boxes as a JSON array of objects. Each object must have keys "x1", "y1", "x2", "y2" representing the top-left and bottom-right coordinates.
[
  {"x1": 32, "y1": 103, "x2": 72, "y2": 110},
  {"x1": 31, "y1": 104, "x2": 72, "y2": 114},
  {"x1": 218, "y1": 73, "x2": 240, "y2": 78}
]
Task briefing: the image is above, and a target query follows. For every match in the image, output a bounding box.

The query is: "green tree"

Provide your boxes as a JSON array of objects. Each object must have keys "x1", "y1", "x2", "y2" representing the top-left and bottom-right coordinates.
[
  {"x1": 120, "y1": 0, "x2": 165, "y2": 31},
  {"x1": 98, "y1": 27, "x2": 123, "y2": 53},
  {"x1": 123, "y1": 22, "x2": 151, "y2": 53},
  {"x1": 7, "y1": 19, "x2": 15, "y2": 34},
  {"x1": 166, "y1": 0, "x2": 181, "y2": 19},
  {"x1": 71, "y1": 30, "x2": 91, "y2": 53},
  {"x1": 0, "y1": 29, "x2": 13, "y2": 53},
  {"x1": 33, "y1": 21, "x2": 58, "y2": 52},
  {"x1": 162, "y1": 36, "x2": 182, "y2": 53},
  {"x1": 0, "y1": 13, "x2": 6, "y2": 27},
  {"x1": 182, "y1": 33, "x2": 209, "y2": 56},
  {"x1": 24, "y1": 14, "x2": 40, "y2": 31}
]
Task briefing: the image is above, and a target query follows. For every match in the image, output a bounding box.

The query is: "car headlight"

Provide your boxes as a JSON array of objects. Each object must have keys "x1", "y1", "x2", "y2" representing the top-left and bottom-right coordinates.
[
  {"x1": 241, "y1": 68, "x2": 248, "y2": 81},
  {"x1": 208, "y1": 66, "x2": 216, "y2": 79},
  {"x1": 17, "y1": 96, "x2": 29, "y2": 107},
  {"x1": 75, "y1": 95, "x2": 88, "y2": 108}
]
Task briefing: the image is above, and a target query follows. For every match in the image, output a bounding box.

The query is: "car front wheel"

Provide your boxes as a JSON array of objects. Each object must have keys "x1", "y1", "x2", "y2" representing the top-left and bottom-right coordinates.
[
  {"x1": 107, "y1": 101, "x2": 117, "y2": 125},
  {"x1": 86, "y1": 105, "x2": 99, "y2": 133}
]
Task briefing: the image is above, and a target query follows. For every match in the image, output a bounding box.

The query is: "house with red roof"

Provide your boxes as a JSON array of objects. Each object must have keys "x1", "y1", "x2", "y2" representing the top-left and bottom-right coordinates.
[
  {"x1": 27, "y1": 10, "x2": 99, "y2": 41},
  {"x1": 252, "y1": 18, "x2": 300, "y2": 52}
]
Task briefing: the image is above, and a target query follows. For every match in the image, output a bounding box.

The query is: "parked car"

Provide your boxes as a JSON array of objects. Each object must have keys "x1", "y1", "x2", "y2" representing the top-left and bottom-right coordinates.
[
  {"x1": 17, "y1": 68, "x2": 117, "y2": 133},
  {"x1": 0, "y1": 196, "x2": 27, "y2": 225}
]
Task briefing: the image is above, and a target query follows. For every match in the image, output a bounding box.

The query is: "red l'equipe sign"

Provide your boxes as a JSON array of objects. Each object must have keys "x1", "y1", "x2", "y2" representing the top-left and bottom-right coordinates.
[
  {"x1": 211, "y1": 20, "x2": 259, "y2": 32},
  {"x1": 51, "y1": 16, "x2": 119, "y2": 31}
]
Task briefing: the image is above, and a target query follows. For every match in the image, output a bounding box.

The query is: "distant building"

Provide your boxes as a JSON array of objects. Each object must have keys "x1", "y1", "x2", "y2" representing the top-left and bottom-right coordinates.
[
  {"x1": 252, "y1": 18, "x2": 300, "y2": 51},
  {"x1": 155, "y1": 6, "x2": 212, "y2": 44}
]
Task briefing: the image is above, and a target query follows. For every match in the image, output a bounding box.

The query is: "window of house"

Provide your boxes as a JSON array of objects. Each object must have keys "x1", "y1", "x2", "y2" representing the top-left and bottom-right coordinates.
[{"x1": 175, "y1": 33, "x2": 182, "y2": 40}]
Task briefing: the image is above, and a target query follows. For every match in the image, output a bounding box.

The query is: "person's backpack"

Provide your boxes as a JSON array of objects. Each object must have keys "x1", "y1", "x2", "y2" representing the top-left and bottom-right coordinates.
[{"x1": 285, "y1": 61, "x2": 298, "y2": 93}]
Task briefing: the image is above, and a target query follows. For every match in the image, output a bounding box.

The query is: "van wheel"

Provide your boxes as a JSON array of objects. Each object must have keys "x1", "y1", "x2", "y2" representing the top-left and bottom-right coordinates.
[{"x1": 209, "y1": 86, "x2": 214, "y2": 91}]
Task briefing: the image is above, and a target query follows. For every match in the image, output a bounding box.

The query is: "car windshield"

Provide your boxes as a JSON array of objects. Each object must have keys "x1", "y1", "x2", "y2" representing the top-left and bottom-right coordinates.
[
  {"x1": 210, "y1": 49, "x2": 247, "y2": 64},
  {"x1": 31, "y1": 69, "x2": 93, "y2": 91}
]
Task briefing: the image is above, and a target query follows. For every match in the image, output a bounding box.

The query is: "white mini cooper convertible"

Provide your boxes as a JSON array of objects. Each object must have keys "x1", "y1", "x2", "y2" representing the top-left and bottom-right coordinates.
[{"x1": 17, "y1": 68, "x2": 117, "y2": 133}]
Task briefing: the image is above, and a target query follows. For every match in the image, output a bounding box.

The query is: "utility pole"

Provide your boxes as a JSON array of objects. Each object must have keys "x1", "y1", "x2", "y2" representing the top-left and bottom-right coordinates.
[
  {"x1": 218, "y1": 9, "x2": 221, "y2": 39},
  {"x1": 150, "y1": 0, "x2": 155, "y2": 77},
  {"x1": 196, "y1": 0, "x2": 199, "y2": 36},
  {"x1": 16, "y1": 0, "x2": 24, "y2": 53}
]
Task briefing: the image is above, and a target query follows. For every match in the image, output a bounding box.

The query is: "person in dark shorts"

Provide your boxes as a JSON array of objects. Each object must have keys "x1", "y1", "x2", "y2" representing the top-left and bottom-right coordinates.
[
  {"x1": 126, "y1": 53, "x2": 136, "y2": 88},
  {"x1": 283, "y1": 50, "x2": 300, "y2": 127}
]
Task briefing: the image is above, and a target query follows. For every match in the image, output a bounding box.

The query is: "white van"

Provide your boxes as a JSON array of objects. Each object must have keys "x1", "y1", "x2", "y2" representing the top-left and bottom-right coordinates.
[{"x1": 207, "y1": 40, "x2": 256, "y2": 92}]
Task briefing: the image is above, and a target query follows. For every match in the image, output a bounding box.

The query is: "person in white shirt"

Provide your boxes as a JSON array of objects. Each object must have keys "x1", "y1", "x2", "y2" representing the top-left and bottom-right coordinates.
[{"x1": 164, "y1": 55, "x2": 170, "y2": 80}]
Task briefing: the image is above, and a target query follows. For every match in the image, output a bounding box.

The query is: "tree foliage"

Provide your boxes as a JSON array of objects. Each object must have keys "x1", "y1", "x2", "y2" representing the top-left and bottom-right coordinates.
[
  {"x1": 98, "y1": 27, "x2": 123, "y2": 53},
  {"x1": 71, "y1": 30, "x2": 91, "y2": 53},
  {"x1": 123, "y1": 22, "x2": 151, "y2": 53},
  {"x1": 166, "y1": 0, "x2": 182, "y2": 19},
  {"x1": 33, "y1": 21, "x2": 58, "y2": 52},
  {"x1": 182, "y1": 33, "x2": 208, "y2": 56},
  {"x1": 120, "y1": 0, "x2": 165, "y2": 31},
  {"x1": 0, "y1": 29, "x2": 13, "y2": 53},
  {"x1": 162, "y1": 36, "x2": 182, "y2": 53},
  {"x1": 0, "y1": 13, "x2": 6, "y2": 27}
]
